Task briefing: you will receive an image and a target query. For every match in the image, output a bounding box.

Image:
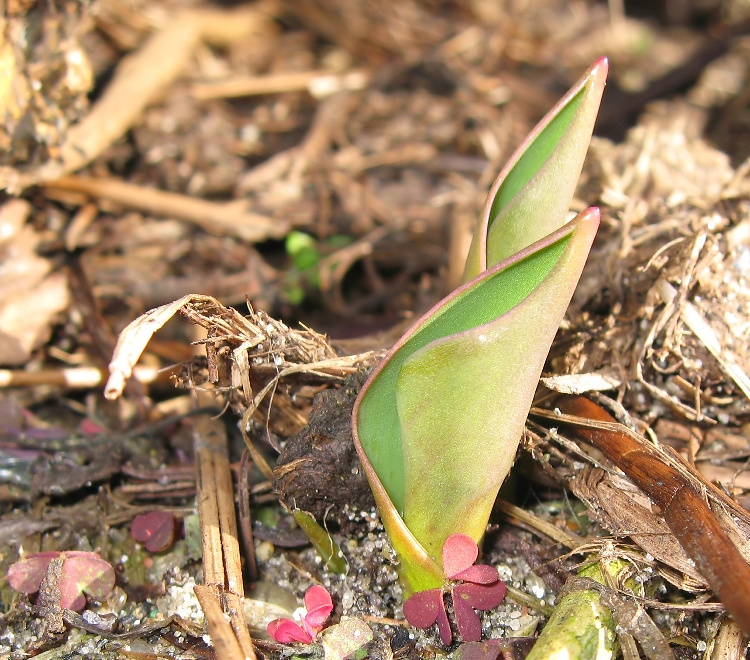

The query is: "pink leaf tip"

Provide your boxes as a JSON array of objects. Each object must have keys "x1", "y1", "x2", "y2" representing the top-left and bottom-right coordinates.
[{"x1": 267, "y1": 585, "x2": 334, "y2": 645}]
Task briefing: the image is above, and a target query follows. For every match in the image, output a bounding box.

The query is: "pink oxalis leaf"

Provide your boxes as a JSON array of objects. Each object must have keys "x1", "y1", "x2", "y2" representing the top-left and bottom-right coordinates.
[
  {"x1": 267, "y1": 585, "x2": 334, "y2": 644},
  {"x1": 442, "y1": 534, "x2": 478, "y2": 579},
  {"x1": 402, "y1": 535, "x2": 506, "y2": 646},
  {"x1": 7, "y1": 551, "x2": 115, "y2": 612},
  {"x1": 6, "y1": 551, "x2": 59, "y2": 594},
  {"x1": 455, "y1": 581, "x2": 508, "y2": 611},
  {"x1": 451, "y1": 564, "x2": 499, "y2": 584},
  {"x1": 268, "y1": 618, "x2": 313, "y2": 644},
  {"x1": 303, "y1": 584, "x2": 334, "y2": 628},
  {"x1": 131, "y1": 511, "x2": 176, "y2": 552},
  {"x1": 453, "y1": 588, "x2": 482, "y2": 642},
  {"x1": 403, "y1": 588, "x2": 452, "y2": 645},
  {"x1": 402, "y1": 588, "x2": 442, "y2": 628}
]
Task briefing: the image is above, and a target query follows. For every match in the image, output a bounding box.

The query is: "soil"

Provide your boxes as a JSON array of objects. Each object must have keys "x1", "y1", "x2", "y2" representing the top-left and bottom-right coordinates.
[{"x1": 2, "y1": 1, "x2": 750, "y2": 659}]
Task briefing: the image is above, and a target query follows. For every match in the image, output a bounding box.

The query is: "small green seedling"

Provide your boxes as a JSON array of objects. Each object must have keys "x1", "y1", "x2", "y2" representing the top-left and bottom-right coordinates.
[
  {"x1": 283, "y1": 231, "x2": 353, "y2": 305},
  {"x1": 352, "y1": 59, "x2": 608, "y2": 599}
]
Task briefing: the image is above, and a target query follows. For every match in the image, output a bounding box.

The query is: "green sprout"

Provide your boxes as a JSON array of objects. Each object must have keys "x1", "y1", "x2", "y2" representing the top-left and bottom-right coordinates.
[
  {"x1": 351, "y1": 59, "x2": 608, "y2": 597},
  {"x1": 283, "y1": 231, "x2": 352, "y2": 305}
]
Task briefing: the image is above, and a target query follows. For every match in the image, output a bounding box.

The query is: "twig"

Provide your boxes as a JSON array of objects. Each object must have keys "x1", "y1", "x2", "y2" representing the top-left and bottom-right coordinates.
[
  {"x1": 238, "y1": 451, "x2": 258, "y2": 582},
  {"x1": 45, "y1": 176, "x2": 287, "y2": 243},
  {"x1": 494, "y1": 500, "x2": 583, "y2": 550},
  {"x1": 192, "y1": 69, "x2": 369, "y2": 100},
  {"x1": 0, "y1": 365, "x2": 172, "y2": 389},
  {"x1": 194, "y1": 392, "x2": 256, "y2": 660},
  {"x1": 194, "y1": 585, "x2": 245, "y2": 660}
]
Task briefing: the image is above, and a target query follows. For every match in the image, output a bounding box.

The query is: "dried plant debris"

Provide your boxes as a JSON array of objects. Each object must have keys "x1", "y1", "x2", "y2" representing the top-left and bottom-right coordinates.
[
  {"x1": 4, "y1": 0, "x2": 750, "y2": 657},
  {"x1": 552, "y1": 98, "x2": 750, "y2": 425},
  {"x1": 0, "y1": 199, "x2": 69, "y2": 366},
  {"x1": 105, "y1": 293, "x2": 378, "y2": 449},
  {"x1": 0, "y1": 2, "x2": 93, "y2": 170}
]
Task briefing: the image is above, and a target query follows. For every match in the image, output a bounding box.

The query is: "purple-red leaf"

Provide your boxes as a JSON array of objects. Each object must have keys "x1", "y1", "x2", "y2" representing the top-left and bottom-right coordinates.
[
  {"x1": 454, "y1": 580, "x2": 507, "y2": 611},
  {"x1": 59, "y1": 579, "x2": 87, "y2": 611},
  {"x1": 62, "y1": 552, "x2": 115, "y2": 601},
  {"x1": 7, "y1": 552, "x2": 59, "y2": 594},
  {"x1": 268, "y1": 618, "x2": 313, "y2": 644},
  {"x1": 403, "y1": 588, "x2": 442, "y2": 628},
  {"x1": 454, "y1": 640, "x2": 514, "y2": 660},
  {"x1": 403, "y1": 588, "x2": 453, "y2": 645},
  {"x1": 442, "y1": 534, "x2": 478, "y2": 579},
  {"x1": 451, "y1": 564, "x2": 499, "y2": 585},
  {"x1": 6, "y1": 551, "x2": 115, "y2": 612},
  {"x1": 436, "y1": 595, "x2": 453, "y2": 646},
  {"x1": 131, "y1": 511, "x2": 175, "y2": 553},
  {"x1": 453, "y1": 588, "x2": 483, "y2": 642}
]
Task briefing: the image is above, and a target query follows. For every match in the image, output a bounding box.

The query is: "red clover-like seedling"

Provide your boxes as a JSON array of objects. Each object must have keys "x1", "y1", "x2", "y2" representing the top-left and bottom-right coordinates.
[
  {"x1": 7, "y1": 551, "x2": 115, "y2": 612},
  {"x1": 131, "y1": 510, "x2": 176, "y2": 552},
  {"x1": 402, "y1": 535, "x2": 507, "y2": 645},
  {"x1": 267, "y1": 584, "x2": 334, "y2": 644}
]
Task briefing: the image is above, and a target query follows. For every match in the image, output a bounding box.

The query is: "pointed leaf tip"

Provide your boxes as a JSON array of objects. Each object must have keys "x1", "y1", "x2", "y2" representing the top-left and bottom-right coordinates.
[
  {"x1": 464, "y1": 59, "x2": 608, "y2": 277},
  {"x1": 592, "y1": 56, "x2": 609, "y2": 76}
]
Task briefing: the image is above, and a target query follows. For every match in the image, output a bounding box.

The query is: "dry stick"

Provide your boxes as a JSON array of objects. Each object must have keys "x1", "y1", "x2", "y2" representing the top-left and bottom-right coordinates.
[
  {"x1": 238, "y1": 451, "x2": 259, "y2": 582},
  {"x1": 67, "y1": 255, "x2": 118, "y2": 365},
  {"x1": 194, "y1": 585, "x2": 245, "y2": 660},
  {"x1": 194, "y1": 394, "x2": 257, "y2": 660},
  {"x1": 192, "y1": 69, "x2": 369, "y2": 100},
  {"x1": 494, "y1": 499, "x2": 583, "y2": 550},
  {"x1": 550, "y1": 396, "x2": 750, "y2": 636},
  {"x1": 0, "y1": 365, "x2": 170, "y2": 389},
  {"x1": 45, "y1": 176, "x2": 287, "y2": 243}
]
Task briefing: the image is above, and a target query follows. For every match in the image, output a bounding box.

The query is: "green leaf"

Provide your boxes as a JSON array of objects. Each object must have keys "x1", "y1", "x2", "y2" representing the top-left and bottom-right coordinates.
[
  {"x1": 399, "y1": 212, "x2": 598, "y2": 560},
  {"x1": 356, "y1": 233, "x2": 570, "y2": 515},
  {"x1": 463, "y1": 58, "x2": 607, "y2": 280},
  {"x1": 354, "y1": 211, "x2": 599, "y2": 584},
  {"x1": 291, "y1": 509, "x2": 347, "y2": 574},
  {"x1": 286, "y1": 231, "x2": 321, "y2": 270}
]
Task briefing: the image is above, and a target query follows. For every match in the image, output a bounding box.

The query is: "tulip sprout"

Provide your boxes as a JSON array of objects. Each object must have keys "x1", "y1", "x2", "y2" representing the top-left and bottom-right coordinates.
[{"x1": 352, "y1": 59, "x2": 608, "y2": 598}]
